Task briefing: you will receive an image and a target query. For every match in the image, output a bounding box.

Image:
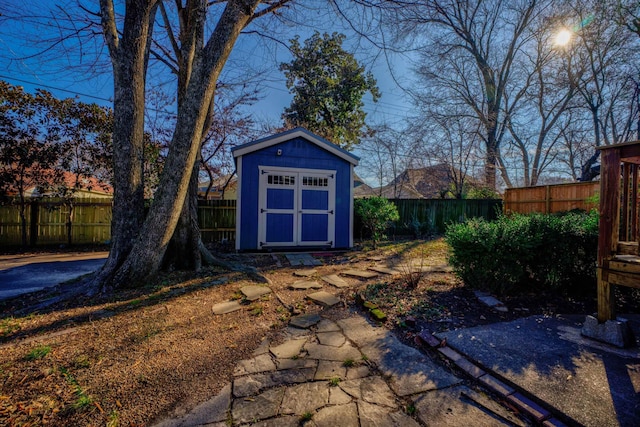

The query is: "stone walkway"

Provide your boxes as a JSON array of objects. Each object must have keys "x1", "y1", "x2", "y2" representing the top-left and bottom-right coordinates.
[
  {"x1": 156, "y1": 312, "x2": 528, "y2": 427},
  {"x1": 158, "y1": 254, "x2": 535, "y2": 427}
]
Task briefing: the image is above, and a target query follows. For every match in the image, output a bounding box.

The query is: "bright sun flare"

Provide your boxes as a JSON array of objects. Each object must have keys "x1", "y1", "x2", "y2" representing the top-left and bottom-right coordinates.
[{"x1": 555, "y1": 29, "x2": 572, "y2": 46}]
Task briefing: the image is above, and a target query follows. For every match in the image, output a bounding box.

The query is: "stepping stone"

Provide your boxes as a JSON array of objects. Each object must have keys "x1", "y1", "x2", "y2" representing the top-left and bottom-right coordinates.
[
  {"x1": 289, "y1": 313, "x2": 322, "y2": 329},
  {"x1": 367, "y1": 255, "x2": 385, "y2": 261},
  {"x1": 285, "y1": 253, "x2": 322, "y2": 266},
  {"x1": 307, "y1": 291, "x2": 341, "y2": 308},
  {"x1": 270, "y1": 338, "x2": 307, "y2": 359},
  {"x1": 293, "y1": 269, "x2": 317, "y2": 277},
  {"x1": 289, "y1": 280, "x2": 322, "y2": 290},
  {"x1": 341, "y1": 269, "x2": 379, "y2": 279},
  {"x1": 240, "y1": 285, "x2": 271, "y2": 301},
  {"x1": 474, "y1": 291, "x2": 508, "y2": 312},
  {"x1": 368, "y1": 266, "x2": 402, "y2": 275},
  {"x1": 321, "y1": 274, "x2": 350, "y2": 288},
  {"x1": 212, "y1": 300, "x2": 242, "y2": 315}
]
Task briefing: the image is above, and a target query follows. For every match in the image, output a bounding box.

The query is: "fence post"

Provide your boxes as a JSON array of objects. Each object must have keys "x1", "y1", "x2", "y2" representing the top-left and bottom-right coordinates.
[{"x1": 29, "y1": 200, "x2": 39, "y2": 246}]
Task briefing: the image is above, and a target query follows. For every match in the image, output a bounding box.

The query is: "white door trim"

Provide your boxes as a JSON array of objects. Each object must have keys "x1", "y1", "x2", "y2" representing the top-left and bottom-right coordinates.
[{"x1": 258, "y1": 166, "x2": 336, "y2": 248}]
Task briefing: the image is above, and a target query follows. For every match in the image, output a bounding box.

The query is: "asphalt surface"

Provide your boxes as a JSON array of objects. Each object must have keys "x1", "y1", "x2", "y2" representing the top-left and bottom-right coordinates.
[{"x1": 0, "y1": 252, "x2": 108, "y2": 300}]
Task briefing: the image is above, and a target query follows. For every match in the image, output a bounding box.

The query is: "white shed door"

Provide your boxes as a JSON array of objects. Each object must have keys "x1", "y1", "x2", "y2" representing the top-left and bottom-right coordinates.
[{"x1": 258, "y1": 167, "x2": 335, "y2": 248}]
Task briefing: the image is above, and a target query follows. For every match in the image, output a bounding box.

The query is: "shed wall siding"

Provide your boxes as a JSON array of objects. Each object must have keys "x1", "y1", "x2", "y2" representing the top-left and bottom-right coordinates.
[{"x1": 238, "y1": 136, "x2": 352, "y2": 250}]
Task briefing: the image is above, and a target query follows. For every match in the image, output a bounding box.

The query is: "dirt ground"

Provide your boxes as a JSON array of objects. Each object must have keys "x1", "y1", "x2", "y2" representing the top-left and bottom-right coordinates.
[{"x1": 0, "y1": 238, "x2": 636, "y2": 426}]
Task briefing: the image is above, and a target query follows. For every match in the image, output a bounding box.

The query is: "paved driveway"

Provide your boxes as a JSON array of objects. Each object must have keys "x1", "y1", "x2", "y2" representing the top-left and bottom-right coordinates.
[{"x1": 0, "y1": 252, "x2": 108, "y2": 300}]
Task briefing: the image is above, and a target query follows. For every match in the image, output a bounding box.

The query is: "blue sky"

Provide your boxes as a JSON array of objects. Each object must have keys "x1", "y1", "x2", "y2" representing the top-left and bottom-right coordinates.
[{"x1": 0, "y1": 2, "x2": 414, "y2": 129}]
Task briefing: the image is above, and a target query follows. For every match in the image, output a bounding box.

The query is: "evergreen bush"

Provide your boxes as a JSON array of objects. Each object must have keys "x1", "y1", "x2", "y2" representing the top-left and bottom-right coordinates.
[{"x1": 445, "y1": 210, "x2": 598, "y2": 295}]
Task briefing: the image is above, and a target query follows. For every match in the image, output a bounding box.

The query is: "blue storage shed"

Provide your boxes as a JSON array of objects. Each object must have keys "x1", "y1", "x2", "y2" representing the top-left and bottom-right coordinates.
[{"x1": 232, "y1": 128, "x2": 359, "y2": 251}]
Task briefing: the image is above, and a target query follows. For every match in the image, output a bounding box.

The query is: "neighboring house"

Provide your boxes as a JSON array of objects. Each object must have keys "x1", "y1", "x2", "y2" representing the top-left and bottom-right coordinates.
[
  {"x1": 232, "y1": 127, "x2": 359, "y2": 251},
  {"x1": 7, "y1": 170, "x2": 113, "y2": 199},
  {"x1": 198, "y1": 174, "x2": 237, "y2": 200},
  {"x1": 356, "y1": 164, "x2": 475, "y2": 199}
]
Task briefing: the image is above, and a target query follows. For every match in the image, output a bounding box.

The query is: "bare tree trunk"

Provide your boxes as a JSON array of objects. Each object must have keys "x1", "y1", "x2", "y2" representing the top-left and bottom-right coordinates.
[
  {"x1": 94, "y1": 0, "x2": 157, "y2": 292},
  {"x1": 110, "y1": 0, "x2": 261, "y2": 287}
]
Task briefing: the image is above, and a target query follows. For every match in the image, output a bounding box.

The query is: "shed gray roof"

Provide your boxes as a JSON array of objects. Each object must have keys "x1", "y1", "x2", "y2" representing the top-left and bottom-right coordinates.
[{"x1": 231, "y1": 127, "x2": 360, "y2": 166}]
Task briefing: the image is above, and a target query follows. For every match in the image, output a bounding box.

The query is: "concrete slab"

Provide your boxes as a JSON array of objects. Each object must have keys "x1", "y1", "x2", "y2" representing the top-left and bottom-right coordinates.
[
  {"x1": 437, "y1": 314, "x2": 640, "y2": 427},
  {"x1": 412, "y1": 385, "x2": 513, "y2": 426},
  {"x1": 321, "y1": 274, "x2": 350, "y2": 288}
]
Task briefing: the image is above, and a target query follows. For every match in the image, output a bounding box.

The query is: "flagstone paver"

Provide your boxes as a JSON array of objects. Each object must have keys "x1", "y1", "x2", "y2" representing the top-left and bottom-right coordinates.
[
  {"x1": 231, "y1": 387, "x2": 284, "y2": 424},
  {"x1": 321, "y1": 274, "x2": 350, "y2": 288},
  {"x1": 315, "y1": 360, "x2": 347, "y2": 380},
  {"x1": 289, "y1": 280, "x2": 323, "y2": 290},
  {"x1": 316, "y1": 318, "x2": 341, "y2": 332},
  {"x1": 293, "y1": 269, "x2": 317, "y2": 277},
  {"x1": 233, "y1": 354, "x2": 277, "y2": 376},
  {"x1": 306, "y1": 291, "x2": 341, "y2": 307},
  {"x1": 157, "y1": 310, "x2": 525, "y2": 427},
  {"x1": 313, "y1": 402, "x2": 359, "y2": 427},
  {"x1": 233, "y1": 368, "x2": 316, "y2": 397},
  {"x1": 316, "y1": 331, "x2": 346, "y2": 347},
  {"x1": 339, "y1": 376, "x2": 397, "y2": 407},
  {"x1": 240, "y1": 285, "x2": 272, "y2": 301},
  {"x1": 270, "y1": 338, "x2": 307, "y2": 359},
  {"x1": 211, "y1": 300, "x2": 242, "y2": 315},
  {"x1": 275, "y1": 358, "x2": 318, "y2": 370},
  {"x1": 341, "y1": 269, "x2": 379, "y2": 279},
  {"x1": 289, "y1": 313, "x2": 322, "y2": 329},
  {"x1": 338, "y1": 316, "x2": 462, "y2": 396},
  {"x1": 280, "y1": 382, "x2": 329, "y2": 414},
  {"x1": 304, "y1": 342, "x2": 362, "y2": 361}
]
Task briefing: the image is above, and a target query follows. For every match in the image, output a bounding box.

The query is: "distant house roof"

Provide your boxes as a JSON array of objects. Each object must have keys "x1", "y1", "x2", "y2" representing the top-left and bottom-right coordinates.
[
  {"x1": 356, "y1": 164, "x2": 476, "y2": 199},
  {"x1": 231, "y1": 127, "x2": 360, "y2": 166},
  {"x1": 5, "y1": 169, "x2": 113, "y2": 198}
]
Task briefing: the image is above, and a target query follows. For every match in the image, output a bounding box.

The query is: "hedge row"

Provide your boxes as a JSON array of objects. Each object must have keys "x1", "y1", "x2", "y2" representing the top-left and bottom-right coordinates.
[{"x1": 445, "y1": 211, "x2": 599, "y2": 296}]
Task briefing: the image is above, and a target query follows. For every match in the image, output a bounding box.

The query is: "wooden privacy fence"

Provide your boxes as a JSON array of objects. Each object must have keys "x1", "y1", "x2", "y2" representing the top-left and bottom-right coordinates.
[
  {"x1": 503, "y1": 181, "x2": 599, "y2": 214},
  {"x1": 198, "y1": 199, "x2": 236, "y2": 243},
  {"x1": 355, "y1": 198, "x2": 503, "y2": 238},
  {"x1": 0, "y1": 198, "x2": 112, "y2": 246},
  {"x1": 0, "y1": 198, "x2": 238, "y2": 246},
  {"x1": 2, "y1": 198, "x2": 503, "y2": 246}
]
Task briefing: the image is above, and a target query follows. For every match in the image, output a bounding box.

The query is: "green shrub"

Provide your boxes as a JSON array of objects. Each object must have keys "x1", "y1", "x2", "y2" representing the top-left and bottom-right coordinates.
[
  {"x1": 354, "y1": 197, "x2": 400, "y2": 248},
  {"x1": 445, "y1": 210, "x2": 598, "y2": 295}
]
